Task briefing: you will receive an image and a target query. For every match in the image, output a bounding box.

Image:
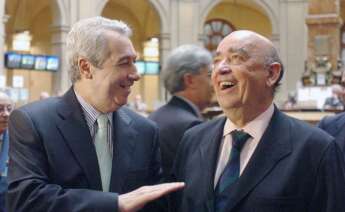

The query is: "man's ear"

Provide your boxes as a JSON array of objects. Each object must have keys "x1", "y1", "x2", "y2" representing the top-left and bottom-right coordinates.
[
  {"x1": 78, "y1": 58, "x2": 93, "y2": 79},
  {"x1": 183, "y1": 73, "x2": 196, "y2": 89},
  {"x1": 266, "y1": 62, "x2": 281, "y2": 87}
]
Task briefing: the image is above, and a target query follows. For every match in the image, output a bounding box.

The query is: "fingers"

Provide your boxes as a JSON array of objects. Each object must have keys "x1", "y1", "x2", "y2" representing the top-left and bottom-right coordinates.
[
  {"x1": 118, "y1": 182, "x2": 185, "y2": 212},
  {"x1": 136, "y1": 182, "x2": 185, "y2": 200}
]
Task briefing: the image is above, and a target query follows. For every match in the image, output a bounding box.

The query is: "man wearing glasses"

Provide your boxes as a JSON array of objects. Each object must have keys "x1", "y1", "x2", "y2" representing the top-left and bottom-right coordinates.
[{"x1": 0, "y1": 92, "x2": 13, "y2": 212}]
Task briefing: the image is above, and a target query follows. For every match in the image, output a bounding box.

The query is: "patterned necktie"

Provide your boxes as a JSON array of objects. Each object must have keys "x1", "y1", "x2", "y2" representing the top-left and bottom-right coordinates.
[
  {"x1": 214, "y1": 130, "x2": 251, "y2": 211},
  {"x1": 94, "y1": 114, "x2": 112, "y2": 192}
]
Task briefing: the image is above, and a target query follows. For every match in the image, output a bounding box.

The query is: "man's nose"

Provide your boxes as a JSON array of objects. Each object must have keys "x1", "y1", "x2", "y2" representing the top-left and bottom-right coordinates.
[
  {"x1": 129, "y1": 67, "x2": 141, "y2": 81},
  {"x1": 217, "y1": 59, "x2": 231, "y2": 74}
]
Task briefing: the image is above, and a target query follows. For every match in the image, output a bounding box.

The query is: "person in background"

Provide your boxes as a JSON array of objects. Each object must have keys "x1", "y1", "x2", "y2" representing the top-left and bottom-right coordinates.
[
  {"x1": 149, "y1": 44, "x2": 213, "y2": 177},
  {"x1": 0, "y1": 92, "x2": 13, "y2": 212},
  {"x1": 129, "y1": 94, "x2": 148, "y2": 117},
  {"x1": 170, "y1": 30, "x2": 345, "y2": 212},
  {"x1": 323, "y1": 84, "x2": 345, "y2": 110},
  {"x1": 318, "y1": 71, "x2": 345, "y2": 158},
  {"x1": 7, "y1": 16, "x2": 183, "y2": 212},
  {"x1": 39, "y1": 91, "x2": 50, "y2": 100}
]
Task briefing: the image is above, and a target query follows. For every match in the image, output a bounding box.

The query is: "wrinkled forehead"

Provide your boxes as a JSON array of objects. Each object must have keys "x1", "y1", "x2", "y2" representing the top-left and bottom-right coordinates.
[{"x1": 216, "y1": 33, "x2": 267, "y2": 58}]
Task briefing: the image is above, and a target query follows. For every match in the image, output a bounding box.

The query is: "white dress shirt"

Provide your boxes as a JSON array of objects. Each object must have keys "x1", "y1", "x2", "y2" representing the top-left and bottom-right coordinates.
[{"x1": 214, "y1": 104, "x2": 274, "y2": 187}]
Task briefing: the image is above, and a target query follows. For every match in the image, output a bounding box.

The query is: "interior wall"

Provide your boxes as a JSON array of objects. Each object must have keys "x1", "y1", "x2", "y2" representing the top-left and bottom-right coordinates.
[{"x1": 4, "y1": 0, "x2": 54, "y2": 103}]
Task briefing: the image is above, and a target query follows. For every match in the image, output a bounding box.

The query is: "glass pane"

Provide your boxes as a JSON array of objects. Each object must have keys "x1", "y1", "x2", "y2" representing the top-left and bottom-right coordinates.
[
  {"x1": 222, "y1": 25, "x2": 232, "y2": 36},
  {"x1": 204, "y1": 24, "x2": 212, "y2": 35},
  {"x1": 212, "y1": 21, "x2": 222, "y2": 32}
]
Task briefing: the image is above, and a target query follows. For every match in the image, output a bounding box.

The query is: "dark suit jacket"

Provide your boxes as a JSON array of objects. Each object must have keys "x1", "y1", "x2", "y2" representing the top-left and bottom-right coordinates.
[
  {"x1": 171, "y1": 108, "x2": 345, "y2": 212},
  {"x1": 0, "y1": 130, "x2": 9, "y2": 212},
  {"x1": 7, "y1": 88, "x2": 162, "y2": 212},
  {"x1": 149, "y1": 96, "x2": 202, "y2": 177},
  {"x1": 318, "y1": 112, "x2": 345, "y2": 156}
]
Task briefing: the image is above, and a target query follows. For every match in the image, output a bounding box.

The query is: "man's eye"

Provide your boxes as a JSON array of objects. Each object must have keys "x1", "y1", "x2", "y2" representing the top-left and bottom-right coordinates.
[
  {"x1": 230, "y1": 55, "x2": 244, "y2": 64},
  {"x1": 213, "y1": 56, "x2": 222, "y2": 65}
]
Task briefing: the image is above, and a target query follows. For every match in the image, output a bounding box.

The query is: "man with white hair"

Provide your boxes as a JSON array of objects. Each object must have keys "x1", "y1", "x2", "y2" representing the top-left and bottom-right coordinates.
[{"x1": 7, "y1": 17, "x2": 183, "y2": 212}]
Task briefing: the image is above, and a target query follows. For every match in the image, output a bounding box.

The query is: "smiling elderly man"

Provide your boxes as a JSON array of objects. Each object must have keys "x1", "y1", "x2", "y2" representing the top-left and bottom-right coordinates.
[{"x1": 170, "y1": 30, "x2": 345, "y2": 212}]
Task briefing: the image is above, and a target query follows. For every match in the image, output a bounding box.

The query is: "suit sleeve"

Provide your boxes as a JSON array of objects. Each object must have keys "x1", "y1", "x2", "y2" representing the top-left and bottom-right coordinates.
[
  {"x1": 7, "y1": 109, "x2": 119, "y2": 212},
  {"x1": 308, "y1": 141, "x2": 345, "y2": 212}
]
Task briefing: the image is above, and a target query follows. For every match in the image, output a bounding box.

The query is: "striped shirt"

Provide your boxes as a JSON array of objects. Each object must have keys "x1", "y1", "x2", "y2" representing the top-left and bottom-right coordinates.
[{"x1": 75, "y1": 91, "x2": 114, "y2": 157}]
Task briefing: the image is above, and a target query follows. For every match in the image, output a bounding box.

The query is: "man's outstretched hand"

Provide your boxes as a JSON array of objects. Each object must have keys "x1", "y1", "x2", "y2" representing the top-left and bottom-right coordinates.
[{"x1": 118, "y1": 182, "x2": 185, "y2": 212}]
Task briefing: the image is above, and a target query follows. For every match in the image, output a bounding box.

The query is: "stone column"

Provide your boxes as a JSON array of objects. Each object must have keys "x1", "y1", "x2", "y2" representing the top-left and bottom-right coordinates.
[
  {"x1": 306, "y1": 0, "x2": 343, "y2": 67},
  {"x1": 0, "y1": 0, "x2": 7, "y2": 74},
  {"x1": 159, "y1": 32, "x2": 171, "y2": 101},
  {"x1": 50, "y1": 25, "x2": 70, "y2": 95}
]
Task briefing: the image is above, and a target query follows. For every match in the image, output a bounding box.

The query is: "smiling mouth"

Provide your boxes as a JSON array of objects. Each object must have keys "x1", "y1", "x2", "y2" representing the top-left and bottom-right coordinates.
[{"x1": 220, "y1": 81, "x2": 236, "y2": 90}]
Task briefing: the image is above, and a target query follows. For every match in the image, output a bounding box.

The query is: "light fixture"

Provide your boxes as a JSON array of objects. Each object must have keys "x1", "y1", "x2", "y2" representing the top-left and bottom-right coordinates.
[
  {"x1": 12, "y1": 30, "x2": 32, "y2": 52},
  {"x1": 143, "y1": 37, "x2": 159, "y2": 62}
]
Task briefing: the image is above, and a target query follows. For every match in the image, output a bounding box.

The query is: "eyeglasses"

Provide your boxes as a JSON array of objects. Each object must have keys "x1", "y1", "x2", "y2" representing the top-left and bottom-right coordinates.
[{"x1": 0, "y1": 104, "x2": 14, "y2": 114}]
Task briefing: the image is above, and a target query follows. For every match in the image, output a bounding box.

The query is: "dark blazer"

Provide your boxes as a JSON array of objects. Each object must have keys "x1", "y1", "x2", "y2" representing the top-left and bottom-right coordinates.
[
  {"x1": 149, "y1": 96, "x2": 202, "y2": 177},
  {"x1": 318, "y1": 112, "x2": 345, "y2": 155},
  {"x1": 7, "y1": 88, "x2": 162, "y2": 212},
  {"x1": 171, "y1": 108, "x2": 345, "y2": 212},
  {"x1": 0, "y1": 130, "x2": 9, "y2": 212}
]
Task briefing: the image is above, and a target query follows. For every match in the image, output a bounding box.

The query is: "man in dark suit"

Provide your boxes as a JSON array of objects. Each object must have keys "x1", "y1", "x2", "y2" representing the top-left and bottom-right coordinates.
[
  {"x1": 7, "y1": 16, "x2": 183, "y2": 212},
  {"x1": 0, "y1": 92, "x2": 12, "y2": 212},
  {"x1": 170, "y1": 30, "x2": 345, "y2": 212},
  {"x1": 318, "y1": 112, "x2": 345, "y2": 156},
  {"x1": 149, "y1": 45, "x2": 213, "y2": 177}
]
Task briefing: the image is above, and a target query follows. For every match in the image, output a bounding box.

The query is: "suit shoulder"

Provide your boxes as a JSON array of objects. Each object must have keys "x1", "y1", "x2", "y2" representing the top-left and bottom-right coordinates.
[
  {"x1": 319, "y1": 112, "x2": 345, "y2": 128},
  {"x1": 183, "y1": 117, "x2": 225, "y2": 140},
  {"x1": 120, "y1": 106, "x2": 157, "y2": 129},
  {"x1": 285, "y1": 113, "x2": 334, "y2": 147},
  {"x1": 16, "y1": 97, "x2": 61, "y2": 116}
]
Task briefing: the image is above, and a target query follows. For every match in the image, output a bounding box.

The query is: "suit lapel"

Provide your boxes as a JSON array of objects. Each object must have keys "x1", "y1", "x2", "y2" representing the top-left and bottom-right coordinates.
[
  {"x1": 198, "y1": 118, "x2": 226, "y2": 211},
  {"x1": 224, "y1": 108, "x2": 292, "y2": 211},
  {"x1": 56, "y1": 88, "x2": 102, "y2": 190},
  {"x1": 109, "y1": 108, "x2": 137, "y2": 192}
]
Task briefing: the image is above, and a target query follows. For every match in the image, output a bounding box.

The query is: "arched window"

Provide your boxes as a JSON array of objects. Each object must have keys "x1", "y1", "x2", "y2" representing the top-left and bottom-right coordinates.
[
  {"x1": 203, "y1": 19, "x2": 235, "y2": 55},
  {"x1": 341, "y1": 24, "x2": 345, "y2": 64}
]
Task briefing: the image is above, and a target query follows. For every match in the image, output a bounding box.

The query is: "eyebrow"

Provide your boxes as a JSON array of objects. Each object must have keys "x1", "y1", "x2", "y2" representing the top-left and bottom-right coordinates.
[
  {"x1": 117, "y1": 54, "x2": 137, "y2": 63},
  {"x1": 228, "y1": 47, "x2": 249, "y2": 57},
  {"x1": 214, "y1": 47, "x2": 250, "y2": 58}
]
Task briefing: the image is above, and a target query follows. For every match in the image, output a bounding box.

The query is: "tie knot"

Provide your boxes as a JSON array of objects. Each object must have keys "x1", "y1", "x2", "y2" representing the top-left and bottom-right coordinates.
[
  {"x1": 97, "y1": 114, "x2": 108, "y2": 130},
  {"x1": 231, "y1": 130, "x2": 250, "y2": 151}
]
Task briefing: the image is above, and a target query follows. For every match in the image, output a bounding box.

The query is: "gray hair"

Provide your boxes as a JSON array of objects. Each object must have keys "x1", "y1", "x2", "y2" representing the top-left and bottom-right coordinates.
[
  {"x1": 162, "y1": 44, "x2": 212, "y2": 94},
  {"x1": 66, "y1": 16, "x2": 132, "y2": 83}
]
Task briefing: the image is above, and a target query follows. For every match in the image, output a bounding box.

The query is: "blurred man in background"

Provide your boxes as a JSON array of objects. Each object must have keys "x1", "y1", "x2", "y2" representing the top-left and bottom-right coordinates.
[
  {"x1": 318, "y1": 71, "x2": 345, "y2": 158},
  {"x1": 323, "y1": 84, "x2": 345, "y2": 110},
  {"x1": 0, "y1": 92, "x2": 12, "y2": 212},
  {"x1": 149, "y1": 44, "x2": 213, "y2": 177}
]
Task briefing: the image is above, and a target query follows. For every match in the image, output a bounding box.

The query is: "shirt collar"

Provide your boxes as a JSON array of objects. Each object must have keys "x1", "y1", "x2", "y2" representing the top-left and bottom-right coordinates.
[
  {"x1": 174, "y1": 95, "x2": 202, "y2": 118},
  {"x1": 74, "y1": 90, "x2": 113, "y2": 126},
  {"x1": 223, "y1": 103, "x2": 274, "y2": 141}
]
